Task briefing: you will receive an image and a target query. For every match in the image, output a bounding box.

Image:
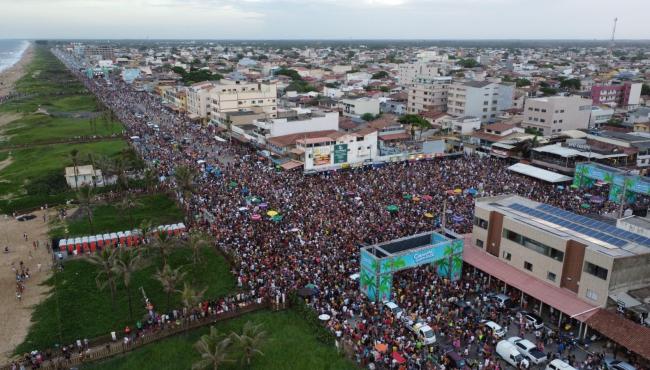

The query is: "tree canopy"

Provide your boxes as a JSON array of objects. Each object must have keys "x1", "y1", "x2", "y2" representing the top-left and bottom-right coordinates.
[
  {"x1": 172, "y1": 66, "x2": 222, "y2": 85},
  {"x1": 457, "y1": 58, "x2": 480, "y2": 68},
  {"x1": 560, "y1": 78, "x2": 581, "y2": 90},
  {"x1": 371, "y1": 71, "x2": 389, "y2": 79}
]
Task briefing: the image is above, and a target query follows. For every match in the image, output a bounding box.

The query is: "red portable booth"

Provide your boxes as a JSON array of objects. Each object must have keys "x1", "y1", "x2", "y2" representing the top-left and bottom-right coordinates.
[
  {"x1": 82, "y1": 236, "x2": 89, "y2": 253},
  {"x1": 117, "y1": 231, "x2": 126, "y2": 246},
  {"x1": 89, "y1": 235, "x2": 97, "y2": 252},
  {"x1": 109, "y1": 232, "x2": 118, "y2": 246},
  {"x1": 74, "y1": 237, "x2": 82, "y2": 255}
]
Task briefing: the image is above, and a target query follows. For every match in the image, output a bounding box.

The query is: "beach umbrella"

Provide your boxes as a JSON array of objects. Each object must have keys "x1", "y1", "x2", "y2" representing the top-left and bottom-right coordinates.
[
  {"x1": 267, "y1": 210, "x2": 279, "y2": 217},
  {"x1": 271, "y1": 215, "x2": 283, "y2": 222},
  {"x1": 375, "y1": 343, "x2": 388, "y2": 353},
  {"x1": 251, "y1": 214, "x2": 262, "y2": 221},
  {"x1": 454, "y1": 188, "x2": 462, "y2": 194},
  {"x1": 297, "y1": 287, "x2": 317, "y2": 297},
  {"x1": 345, "y1": 191, "x2": 355, "y2": 197},
  {"x1": 424, "y1": 213, "x2": 434, "y2": 218},
  {"x1": 386, "y1": 205, "x2": 399, "y2": 213},
  {"x1": 452, "y1": 215, "x2": 464, "y2": 223},
  {"x1": 318, "y1": 314, "x2": 331, "y2": 321},
  {"x1": 581, "y1": 203, "x2": 590, "y2": 209},
  {"x1": 392, "y1": 352, "x2": 406, "y2": 364},
  {"x1": 251, "y1": 197, "x2": 262, "y2": 204},
  {"x1": 556, "y1": 185, "x2": 565, "y2": 190},
  {"x1": 446, "y1": 190, "x2": 456, "y2": 195},
  {"x1": 305, "y1": 283, "x2": 317, "y2": 289},
  {"x1": 259, "y1": 202, "x2": 268, "y2": 209},
  {"x1": 229, "y1": 180, "x2": 237, "y2": 188},
  {"x1": 570, "y1": 184, "x2": 579, "y2": 189},
  {"x1": 238, "y1": 207, "x2": 248, "y2": 212},
  {"x1": 403, "y1": 194, "x2": 413, "y2": 200},
  {"x1": 412, "y1": 196, "x2": 420, "y2": 202},
  {"x1": 591, "y1": 196, "x2": 604, "y2": 204},
  {"x1": 422, "y1": 195, "x2": 433, "y2": 201},
  {"x1": 466, "y1": 188, "x2": 478, "y2": 196}
]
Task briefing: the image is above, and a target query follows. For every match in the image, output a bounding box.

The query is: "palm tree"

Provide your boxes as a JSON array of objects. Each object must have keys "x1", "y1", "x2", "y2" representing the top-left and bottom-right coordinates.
[
  {"x1": 69, "y1": 148, "x2": 79, "y2": 189},
  {"x1": 143, "y1": 168, "x2": 158, "y2": 193},
  {"x1": 87, "y1": 247, "x2": 118, "y2": 310},
  {"x1": 360, "y1": 270, "x2": 377, "y2": 300},
  {"x1": 154, "y1": 264, "x2": 186, "y2": 310},
  {"x1": 119, "y1": 193, "x2": 142, "y2": 229},
  {"x1": 192, "y1": 327, "x2": 234, "y2": 370},
  {"x1": 187, "y1": 230, "x2": 211, "y2": 266},
  {"x1": 151, "y1": 231, "x2": 177, "y2": 269},
  {"x1": 87, "y1": 153, "x2": 98, "y2": 187},
  {"x1": 231, "y1": 321, "x2": 267, "y2": 368},
  {"x1": 178, "y1": 282, "x2": 206, "y2": 311},
  {"x1": 174, "y1": 165, "x2": 196, "y2": 203},
  {"x1": 113, "y1": 248, "x2": 146, "y2": 320},
  {"x1": 76, "y1": 185, "x2": 95, "y2": 234},
  {"x1": 139, "y1": 220, "x2": 153, "y2": 246}
]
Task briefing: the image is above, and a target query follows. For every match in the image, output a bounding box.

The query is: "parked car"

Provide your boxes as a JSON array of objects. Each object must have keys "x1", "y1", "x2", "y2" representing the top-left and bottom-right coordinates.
[
  {"x1": 496, "y1": 340, "x2": 529, "y2": 368},
  {"x1": 491, "y1": 293, "x2": 514, "y2": 309},
  {"x1": 444, "y1": 350, "x2": 471, "y2": 370},
  {"x1": 546, "y1": 359, "x2": 577, "y2": 370},
  {"x1": 605, "y1": 359, "x2": 637, "y2": 370},
  {"x1": 383, "y1": 301, "x2": 404, "y2": 319},
  {"x1": 507, "y1": 336, "x2": 548, "y2": 365},
  {"x1": 516, "y1": 310, "x2": 545, "y2": 329},
  {"x1": 15, "y1": 214, "x2": 37, "y2": 222},
  {"x1": 410, "y1": 321, "x2": 436, "y2": 345},
  {"x1": 481, "y1": 320, "x2": 506, "y2": 338}
]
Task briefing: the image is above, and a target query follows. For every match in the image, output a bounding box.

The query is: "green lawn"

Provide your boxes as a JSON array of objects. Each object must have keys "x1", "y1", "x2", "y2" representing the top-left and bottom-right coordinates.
[
  {"x1": 83, "y1": 310, "x2": 357, "y2": 370},
  {"x1": 16, "y1": 247, "x2": 236, "y2": 354},
  {"x1": 1, "y1": 114, "x2": 123, "y2": 147},
  {"x1": 0, "y1": 140, "x2": 127, "y2": 198},
  {"x1": 57, "y1": 194, "x2": 184, "y2": 238}
]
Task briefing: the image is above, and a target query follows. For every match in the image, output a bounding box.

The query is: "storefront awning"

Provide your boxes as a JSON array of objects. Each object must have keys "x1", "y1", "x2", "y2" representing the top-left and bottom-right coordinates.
[
  {"x1": 280, "y1": 160, "x2": 303, "y2": 170},
  {"x1": 463, "y1": 244, "x2": 597, "y2": 321},
  {"x1": 586, "y1": 308, "x2": 650, "y2": 360},
  {"x1": 508, "y1": 163, "x2": 573, "y2": 183}
]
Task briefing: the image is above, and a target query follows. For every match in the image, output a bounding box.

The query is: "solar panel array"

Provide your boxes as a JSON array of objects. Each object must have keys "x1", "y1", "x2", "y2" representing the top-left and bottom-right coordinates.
[{"x1": 508, "y1": 202, "x2": 650, "y2": 249}]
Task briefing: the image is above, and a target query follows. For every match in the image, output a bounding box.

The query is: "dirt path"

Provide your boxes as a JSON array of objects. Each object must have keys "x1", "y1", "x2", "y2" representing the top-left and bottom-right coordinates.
[{"x1": 0, "y1": 209, "x2": 54, "y2": 362}]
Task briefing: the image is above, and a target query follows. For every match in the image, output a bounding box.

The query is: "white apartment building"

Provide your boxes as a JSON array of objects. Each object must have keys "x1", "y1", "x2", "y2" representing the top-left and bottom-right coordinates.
[
  {"x1": 300, "y1": 129, "x2": 378, "y2": 172},
  {"x1": 407, "y1": 76, "x2": 452, "y2": 114},
  {"x1": 339, "y1": 98, "x2": 381, "y2": 118},
  {"x1": 209, "y1": 79, "x2": 278, "y2": 125},
  {"x1": 187, "y1": 81, "x2": 215, "y2": 120},
  {"x1": 252, "y1": 109, "x2": 339, "y2": 145},
  {"x1": 522, "y1": 96, "x2": 592, "y2": 136},
  {"x1": 589, "y1": 106, "x2": 615, "y2": 128},
  {"x1": 346, "y1": 72, "x2": 373, "y2": 86},
  {"x1": 447, "y1": 81, "x2": 515, "y2": 124},
  {"x1": 450, "y1": 116, "x2": 482, "y2": 135},
  {"x1": 398, "y1": 62, "x2": 440, "y2": 85}
]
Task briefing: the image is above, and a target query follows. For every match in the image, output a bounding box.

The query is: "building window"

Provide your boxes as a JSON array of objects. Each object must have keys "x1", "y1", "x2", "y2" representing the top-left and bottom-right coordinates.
[
  {"x1": 547, "y1": 272, "x2": 556, "y2": 282},
  {"x1": 473, "y1": 217, "x2": 488, "y2": 229},
  {"x1": 584, "y1": 262, "x2": 608, "y2": 280},
  {"x1": 586, "y1": 288, "x2": 599, "y2": 301},
  {"x1": 476, "y1": 239, "x2": 484, "y2": 248},
  {"x1": 503, "y1": 251, "x2": 512, "y2": 261},
  {"x1": 503, "y1": 229, "x2": 564, "y2": 261},
  {"x1": 524, "y1": 261, "x2": 533, "y2": 271}
]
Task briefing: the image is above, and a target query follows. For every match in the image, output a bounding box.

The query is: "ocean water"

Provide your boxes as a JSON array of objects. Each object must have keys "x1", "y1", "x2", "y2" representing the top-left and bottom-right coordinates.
[{"x1": 0, "y1": 39, "x2": 29, "y2": 73}]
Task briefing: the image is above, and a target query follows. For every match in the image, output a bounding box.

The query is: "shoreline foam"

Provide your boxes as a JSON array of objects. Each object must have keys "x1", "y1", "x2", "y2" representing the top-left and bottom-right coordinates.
[{"x1": 0, "y1": 42, "x2": 34, "y2": 99}]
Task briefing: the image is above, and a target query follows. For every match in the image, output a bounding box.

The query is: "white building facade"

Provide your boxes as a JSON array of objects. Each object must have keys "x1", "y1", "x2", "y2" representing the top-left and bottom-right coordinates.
[
  {"x1": 522, "y1": 96, "x2": 592, "y2": 136},
  {"x1": 209, "y1": 79, "x2": 278, "y2": 124},
  {"x1": 447, "y1": 81, "x2": 515, "y2": 124}
]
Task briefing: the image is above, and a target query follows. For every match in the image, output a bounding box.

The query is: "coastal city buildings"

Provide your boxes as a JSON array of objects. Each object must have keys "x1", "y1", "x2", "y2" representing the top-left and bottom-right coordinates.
[
  {"x1": 522, "y1": 96, "x2": 593, "y2": 136},
  {"x1": 209, "y1": 79, "x2": 278, "y2": 125},
  {"x1": 407, "y1": 76, "x2": 452, "y2": 114},
  {"x1": 447, "y1": 81, "x2": 515, "y2": 124}
]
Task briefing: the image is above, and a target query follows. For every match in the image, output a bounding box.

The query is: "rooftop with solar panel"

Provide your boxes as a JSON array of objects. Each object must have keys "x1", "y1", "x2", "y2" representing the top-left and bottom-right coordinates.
[{"x1": 481, "y1": 195, "x2": 650, "y2": 257}]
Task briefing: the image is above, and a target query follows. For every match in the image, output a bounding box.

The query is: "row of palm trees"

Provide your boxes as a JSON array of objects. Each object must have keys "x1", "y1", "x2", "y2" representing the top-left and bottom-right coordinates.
[
  {"x1": 87, "y1": 226, "x2": 213, "y2": 320},
  {"x1": 193, "y1": 321, "x2": 267, "y2": 370}
]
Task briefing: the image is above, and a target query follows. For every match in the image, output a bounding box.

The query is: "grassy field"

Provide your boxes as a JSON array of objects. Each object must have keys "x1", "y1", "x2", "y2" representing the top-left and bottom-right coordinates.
[
  {"x1": 15, "y1": 247, "x2": 236, "y2": 354},
  {"x1": 0, "y1": 140, "x2": 127, "y2": 198},
  {"x1": 83, "y1": 310, "x2": 357, "y2": 370},
  {"x1": 50, "y1": 193, "x2": 184, "y2": 238},
  {"x1": 1, "y1": 114, "x2": 122, "y2": 147}
]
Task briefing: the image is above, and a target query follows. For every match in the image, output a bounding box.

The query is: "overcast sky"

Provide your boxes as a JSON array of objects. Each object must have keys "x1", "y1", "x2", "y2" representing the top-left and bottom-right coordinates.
[{"x1": 1, "y1": 0, "x2": 648, "y2": 40}]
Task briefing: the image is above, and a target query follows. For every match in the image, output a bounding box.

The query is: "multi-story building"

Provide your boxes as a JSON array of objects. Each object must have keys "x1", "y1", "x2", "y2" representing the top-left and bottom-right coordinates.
[
  {"x1": 407, "y1": 76, "x2": 452, "y2": 114},
  {"x1": 589, "y1": 105, "x2": 615, "y2": 128},
  {"x1": 249, "y1": 108, "x2": 339, "y2": 145},
  {"x1": 472, "y1": 195, "x2": 650, "y2": 308},
  {"x1": 84, "y1": 44, "x2": 114, "y2": 60},
  {"x1": 447, "y1": 81, "x2": 514, "y2": 124},
  {"x1": 298, "y1": 128, "x2": 378, "y2": 172},
  {"x1": 187, "y1": 81, "x2": 215, "y2": 120},
  {"x1": 338, "y1": 98, "x2": 381, "y2": 118},
  {"x1": 522, "y1": 96, "x2": 592, "y2": 136},
  {"x1": 591, "y1": 82, "x2": 642, "y2": 109},
  {"x1": 209, "y1": 79, "x2": 278, "y2": 126},
  {"x1": 398, "y1": 62, "x2": 440, "y2": 85}
]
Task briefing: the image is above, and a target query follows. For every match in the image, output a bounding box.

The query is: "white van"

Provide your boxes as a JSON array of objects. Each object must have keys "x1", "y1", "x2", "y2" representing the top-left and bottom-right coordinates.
[
  {"x1": 481, "y1": 320, "x2": 506, "y2": 338},
  {"x1": 496, "y1": 340, "x2": 529, "y2": 368},
  {"x1": 383, "y1": 301, "x2": 404, "y2": 319},
  {"x1": 546, "y1": 359, "x2": 577, "y2": 370}
]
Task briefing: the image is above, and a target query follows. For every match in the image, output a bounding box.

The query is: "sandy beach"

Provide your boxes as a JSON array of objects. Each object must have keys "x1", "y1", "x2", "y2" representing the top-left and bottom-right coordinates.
[
  {"x1": 0, "y1": 44, "x2": 34, "y2": 99},
  {"x1": 0, "y1": 210, "x2": 54, "y2": 363}
]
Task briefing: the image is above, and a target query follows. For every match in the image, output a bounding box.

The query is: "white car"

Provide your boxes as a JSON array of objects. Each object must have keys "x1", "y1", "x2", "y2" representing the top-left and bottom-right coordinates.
[
  {"x1": 411, "y1": 322, "x2": 436, "y2": 345},
  {"x1": 497, "y1": 340, "x2": 530, "y2": 369},
  {"x1": 481, "y1": 320, "x2": 506, "y2": 338},
  {"x1": 383, "y1": 301, "x2": 404, "y2": 319},
  {"x1": 507, "y1": 336, "x2": 548, "y2": 365}
]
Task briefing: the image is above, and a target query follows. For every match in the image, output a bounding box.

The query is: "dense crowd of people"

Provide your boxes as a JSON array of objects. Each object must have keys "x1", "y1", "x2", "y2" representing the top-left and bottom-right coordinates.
[{"x1": 48, "y1": 49, "x2": 648, "y2": 370}]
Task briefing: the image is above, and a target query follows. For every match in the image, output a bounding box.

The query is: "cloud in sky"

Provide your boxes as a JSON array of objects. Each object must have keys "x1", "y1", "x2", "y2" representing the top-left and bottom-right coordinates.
[{"x1": 0, "y1": 0, "x2": 648, "y2": 39}]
